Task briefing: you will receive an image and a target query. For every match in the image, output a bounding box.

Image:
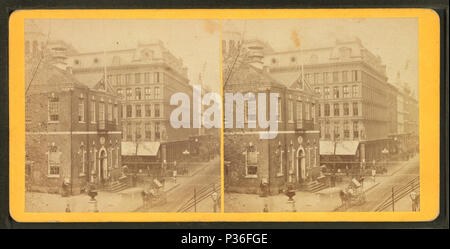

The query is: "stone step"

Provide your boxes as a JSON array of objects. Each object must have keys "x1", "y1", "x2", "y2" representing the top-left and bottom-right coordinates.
[
  {"x1": 301, "y1": 181, "x2": 327, "y2": 193},
  {"x1": 105, "y1": 181, "x2": 129, "y2": 193}
]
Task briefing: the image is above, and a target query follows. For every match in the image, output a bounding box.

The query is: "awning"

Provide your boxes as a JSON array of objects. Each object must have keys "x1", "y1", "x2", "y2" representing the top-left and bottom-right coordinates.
[
  {"x1": 121, "y1": 142, "x2": 160, "y2": 156},
  {"x1": 320, "y1": 141, "x2": 360, "y2": 156}
]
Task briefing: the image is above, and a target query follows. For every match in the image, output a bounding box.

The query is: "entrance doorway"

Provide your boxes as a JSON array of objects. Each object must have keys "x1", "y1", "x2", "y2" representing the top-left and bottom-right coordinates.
[
  {"x1": 99, "y1": 148, "x2": 107, "y2": 185},
  {"x1": 296, "y1": 147, "x2": 306, "y2": 183}
]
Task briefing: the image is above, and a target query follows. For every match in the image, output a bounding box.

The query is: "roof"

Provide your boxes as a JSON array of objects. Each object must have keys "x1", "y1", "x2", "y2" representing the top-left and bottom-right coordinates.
[
  {"x1": 225, "y1": 62, "x2": 286, "y2": 89},
  {"x1": 26, "y1": 62, "x2": 88, "y2": 93},
  {"x1": 320, "y1": 141, "x2": 360, "y2": 156},
  {"x1": 72, "y1": 72, "x2": 118, "y2": 95},
  {"x1": 121, "y1": 142, "x2": 160, "y2": 156},
  {"x1": 72, "y1": 71, "x2": 104, "y2": 89},
  {"x1": 268, "y1": 70, "x2": 315, "y2": 95}
]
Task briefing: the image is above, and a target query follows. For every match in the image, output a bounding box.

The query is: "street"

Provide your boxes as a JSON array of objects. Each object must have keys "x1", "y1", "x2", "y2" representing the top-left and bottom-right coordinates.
[
  {"x1": 346, "y1": 154, "x2": 420, "y2": 212},
  {"x1": 145, "y1": 156, "x2": 221, "y2": 212}
]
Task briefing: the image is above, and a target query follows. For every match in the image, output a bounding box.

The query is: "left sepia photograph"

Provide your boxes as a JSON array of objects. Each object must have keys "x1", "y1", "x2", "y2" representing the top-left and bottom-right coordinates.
[{"x1": 24, "y1": 19, "x2": 221, "y2": 213}]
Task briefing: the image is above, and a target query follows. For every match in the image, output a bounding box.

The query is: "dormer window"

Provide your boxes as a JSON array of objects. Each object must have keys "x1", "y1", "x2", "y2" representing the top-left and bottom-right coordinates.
[
  {"x1": 339, "y1": 47, "x2": 352, "y2": 59},
  {"x1": 112, "y1": 56, "x2": 121, "y2": 66},
  {"x1": 309, "y1": 54, "x2": 318, "y2": 63},
  {"x1": 141, "y1": 49, "x2": 154, "y2": 60}
]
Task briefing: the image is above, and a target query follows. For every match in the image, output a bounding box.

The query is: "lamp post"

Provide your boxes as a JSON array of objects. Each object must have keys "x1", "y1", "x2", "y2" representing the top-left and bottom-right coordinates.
[
  {"x1": 182, "y1": 149, "x2": 190, "y2": 175},
  {"x1": 382, "y1": 148, "x2": 389, "y2": 171},
  {"x1": 211, "y1": 191, "x2": 219, "y2": 212}
]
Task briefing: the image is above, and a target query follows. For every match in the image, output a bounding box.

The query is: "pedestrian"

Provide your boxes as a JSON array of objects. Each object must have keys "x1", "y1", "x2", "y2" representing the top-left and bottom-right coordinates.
[
  {"x1": 339, "y1": 189, "x2": 347, "y2": 208},
  {"x1": 65, "y1": 203, "x2": 71, "y2": 212},
  {"x1": 410, "y1": 191, "x2": 419, "y2": 211},
  {"x1": 61, "y1": 177, "x2": 70, "y2": 197},
  {"x1": 263, "y1": 203, "x2": 269, "y2": 212},
  {"x1": 371, "y1": 168, "x2": 376, "y2": 183}
]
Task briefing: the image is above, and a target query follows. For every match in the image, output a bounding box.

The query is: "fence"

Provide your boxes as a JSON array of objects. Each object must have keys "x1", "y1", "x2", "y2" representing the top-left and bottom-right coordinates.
[
  {"x1": 177, "y1": 182, "x2": 220, "y2": 212},
  {"x1": 374, "y1": 176, "x2": 420, "y2": 212}
]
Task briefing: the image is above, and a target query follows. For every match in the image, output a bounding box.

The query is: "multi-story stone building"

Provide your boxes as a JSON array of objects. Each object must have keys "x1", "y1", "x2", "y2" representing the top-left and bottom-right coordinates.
[
  {"x1": 68, "y1": 41, "x2": 202, "y2": 174},
  {"x1": 223, "y1": 38, "x2": 321, "y2": 194},
  {"x1": 25, "y1": 24, "x2": 122, "y2": 194},
  {"x1": 389, "y1": 74, "x2": 419, "y2": 159},
  {"x1": 264, "y1": 38, "x2": 397, "y2": 170}
]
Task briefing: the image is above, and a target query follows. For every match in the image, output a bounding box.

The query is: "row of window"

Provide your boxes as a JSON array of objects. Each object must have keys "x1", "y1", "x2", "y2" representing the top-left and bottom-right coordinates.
[
  {"x1": 239, "y1": 96, "x2": 315, "y2": 124},
  {"x1": 123, "y1": 122, "x2": 162, "y2": 141},
  {"x1": 322, "y1": 120, "x2": 362, "y2": 140},
  {"x1": 117, "y1": 86, "x2": 161, "y2": 100},
  {"x1": 106, "y1": 72, "x2": 162, "y2": 86},
  {"x1": 49, "y1": 95, "x2": 119, "y2": 124},
  {"x1": 318, "y1": 102, "x2": 359, "y2": 117},
  {"x1": 285, "y1": 99, "x2": 313, "y2": 122},
  {"x1": 123, "y1": 104, "x2": 161, "y2": 118},
  {"x1": 314, "y1": 85, "x2": 360, "y2": 99},
  {"x1": 304, "y1": 70, "x2": 361, "y2": 85},
  {"x1": 48, "y1": 143, "x2": 120, "y2": 177},
  {"x1": 243, "y1": 144, "x2": 318, "y2": 178}
]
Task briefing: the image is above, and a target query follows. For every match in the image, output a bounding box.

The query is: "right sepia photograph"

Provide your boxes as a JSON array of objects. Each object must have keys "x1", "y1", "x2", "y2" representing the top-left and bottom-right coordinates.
[{"x1": 222, "y1": 18, "x2": 419, "y2": 213}]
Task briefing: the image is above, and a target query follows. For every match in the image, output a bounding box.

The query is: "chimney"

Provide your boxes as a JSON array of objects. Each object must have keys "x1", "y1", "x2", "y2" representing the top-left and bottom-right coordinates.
[
  {"x1": 49, "y1": 42, "x2": 68, "y2": 71},
  {"x1": 246, "y1": 40, "x2": 264, "y2": 70}
]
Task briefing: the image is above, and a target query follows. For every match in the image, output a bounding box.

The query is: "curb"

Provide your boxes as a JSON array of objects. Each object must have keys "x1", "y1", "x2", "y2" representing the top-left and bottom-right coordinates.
[{"x1": 165, "y1": 183, "x2": 181, "y2": 194}]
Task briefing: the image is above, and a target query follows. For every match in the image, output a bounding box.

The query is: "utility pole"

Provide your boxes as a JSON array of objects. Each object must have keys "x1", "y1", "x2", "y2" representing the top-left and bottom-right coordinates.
[
  {"x1": 391, "y1": 186, "x2": 395, "y2": 212},
  {"x1": 194, "y1": 187, "x2": 197, "y2": 212}
]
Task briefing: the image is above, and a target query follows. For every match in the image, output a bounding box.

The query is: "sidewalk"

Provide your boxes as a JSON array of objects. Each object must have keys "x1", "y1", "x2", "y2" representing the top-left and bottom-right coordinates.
[
  {"x1": 25, "y1": 189, "x2": 143, "y2": 212},
  {"x1": 225, "y1": 191, "x2": 337, "y2": 212}
]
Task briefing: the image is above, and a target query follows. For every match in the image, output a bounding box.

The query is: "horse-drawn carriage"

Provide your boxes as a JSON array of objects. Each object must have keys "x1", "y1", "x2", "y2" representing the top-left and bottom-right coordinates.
[{"x1": 339, "y1": 178, "x2": 366, "y2": 208}]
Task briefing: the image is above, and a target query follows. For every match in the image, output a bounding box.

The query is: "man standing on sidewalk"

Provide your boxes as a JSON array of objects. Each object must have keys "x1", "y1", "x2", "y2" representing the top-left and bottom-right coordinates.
[
  {"x1": 410, "y1": 191, "x2": 419, "y2": 211},
  {"x1": 371, "y1": 168, "x2": 376, "y2": 183}
]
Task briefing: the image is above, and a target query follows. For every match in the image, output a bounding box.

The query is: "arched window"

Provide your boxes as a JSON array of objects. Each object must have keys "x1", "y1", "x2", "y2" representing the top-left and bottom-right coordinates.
[
  {"x1": 276, "y1": 142, "x2": 284, "y2": 175},
  {"x1": 244, "y1": 143, "x2": 258, "y2": 177},
  {"x1": 79, "y1": 143, "x2": 86, "y2": 176},
  {"x1": 48, "y1": 144, "x2": 61, "y2": 177},
  {"x1": 135, "y1": 88, "x2": 142, "y2": 100}
]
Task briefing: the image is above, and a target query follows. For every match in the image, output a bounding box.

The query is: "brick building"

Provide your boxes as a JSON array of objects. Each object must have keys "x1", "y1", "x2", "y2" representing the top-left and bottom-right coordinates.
[
  {"x1": 223, "y1": 39, "x2": 321, "y2": 194},
  {"x1": 264, "y1": 38, "x2": 398, "y2": 170},
  {"x1": 25, "y1": 32, "x2": 122, "y2": 194},
  {"x1": 67, "y1": 41, "x2": 202, "y2": 172}
]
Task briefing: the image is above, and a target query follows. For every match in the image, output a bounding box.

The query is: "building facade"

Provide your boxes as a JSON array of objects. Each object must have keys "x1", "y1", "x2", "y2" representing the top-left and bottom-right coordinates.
[
  {"x1": 223, "y1": 39, "x2": 321, "y2": 194},
  {"x1": 25, "y1": 36, "x2": 122, "y2": 194},
  {"x1": 264, "y1": 38, "x2": 397, "y2": 170},
  {"x1": 68, "y1": 41, "x2": 201, "y2": 168},
  {"x1": 389, "y1": 75, "x2": 419, "y2": 159}
]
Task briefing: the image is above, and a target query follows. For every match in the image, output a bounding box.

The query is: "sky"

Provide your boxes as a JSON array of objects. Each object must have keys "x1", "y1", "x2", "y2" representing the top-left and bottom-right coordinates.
[
  {"x1": 30, "y1": 18, "x2": 418, "y2": 97},
  {"x1": 224, "y1": 18, "x2": 419, "y2": 97},
  {"x1": 31, "y1": 19, "x2": 222, "y2": 93}
]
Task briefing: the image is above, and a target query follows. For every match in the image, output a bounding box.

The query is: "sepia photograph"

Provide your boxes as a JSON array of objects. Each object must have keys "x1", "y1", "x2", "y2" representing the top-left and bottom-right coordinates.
[
  {"x1": 24, "y1": 19, "x2": 221, "y2": 213},
  {"x1": 222, "y1": 18, "x2": 420, "y2": 212}
]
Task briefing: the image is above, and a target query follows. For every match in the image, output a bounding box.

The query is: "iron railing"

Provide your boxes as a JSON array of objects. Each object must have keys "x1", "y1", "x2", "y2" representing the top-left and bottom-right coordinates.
[
  {"x1": 296, "y1": 119, "x2": 314, "y2": 130},
  {"x1": 98, "y1": 119, "x2": 117, "y2": 131},
  {"x1": 374, "y1": 176, "x2": 420, "y2": 211},
  {"x1": 177, "y1": 181, "x2": 220, "y2": 212}
]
